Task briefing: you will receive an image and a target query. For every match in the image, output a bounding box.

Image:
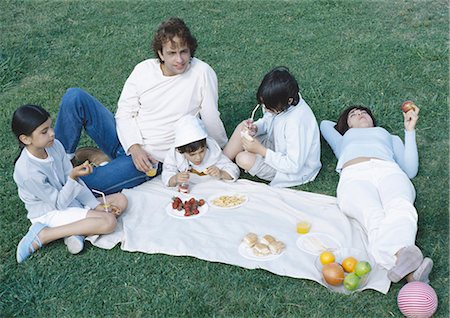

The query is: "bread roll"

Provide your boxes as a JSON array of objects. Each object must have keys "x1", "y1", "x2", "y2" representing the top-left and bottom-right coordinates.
[
  {"x1": 243, "y1": 233, "x2": 258, "y2": 247},
  {"x1": 252, "y1": 243, "x2": 271, "y2": 256},
  {"x1": 261, "y1": 234, "x2": 276, "y2": 245},
  {"x1": 269, "y1": 241, "x2": 285, "y2": 255}
]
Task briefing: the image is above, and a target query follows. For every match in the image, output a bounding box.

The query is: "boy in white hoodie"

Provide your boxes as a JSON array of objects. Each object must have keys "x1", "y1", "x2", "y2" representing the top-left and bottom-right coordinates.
[{"x1": 162, "y1": 114, "x2": 240, "y2": 188}]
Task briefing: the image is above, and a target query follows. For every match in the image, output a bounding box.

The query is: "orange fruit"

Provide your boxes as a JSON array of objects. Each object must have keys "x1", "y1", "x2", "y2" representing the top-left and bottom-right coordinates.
[
  {"x1": 342, "y1": 256, "x2": 358, "y2": 273},
  {"x1": 320, "y1": 251, "x2": 335, "y2": 265}
]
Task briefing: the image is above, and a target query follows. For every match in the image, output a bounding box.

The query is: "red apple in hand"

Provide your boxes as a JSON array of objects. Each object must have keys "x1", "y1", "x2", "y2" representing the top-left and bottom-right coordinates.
[{"x1": 401, "y1": 100, "x2": 416, "y2": 113}]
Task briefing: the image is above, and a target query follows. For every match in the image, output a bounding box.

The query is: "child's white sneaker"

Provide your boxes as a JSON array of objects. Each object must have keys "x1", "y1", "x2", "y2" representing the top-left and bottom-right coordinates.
[{"x1": 64, "y1": 235, "x2": 84, "y2": 254}]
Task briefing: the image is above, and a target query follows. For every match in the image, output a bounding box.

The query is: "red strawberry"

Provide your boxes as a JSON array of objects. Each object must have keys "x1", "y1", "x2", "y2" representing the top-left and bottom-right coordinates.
[
  {"x1": 198, "y1": 199, "x2": 205, "y2": 206},
  {"x1": 192, "y1": 209, "x2": 199, "y2": 215},
  {"x1": 189, "y1": 198, "x2": 196, "y2": 204},
  {"x1": 172, "y1": 201, "x2": 179, "y2": 209}
]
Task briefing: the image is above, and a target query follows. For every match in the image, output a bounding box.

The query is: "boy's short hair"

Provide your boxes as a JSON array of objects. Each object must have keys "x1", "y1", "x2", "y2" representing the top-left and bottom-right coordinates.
[
  {"x1": 151, "y1": 17, "x2": 198, "y2": 62},
  {"x1": 176, "y1": 138, "x2": 207, "y2": 154},
  {"x1": 256, "y1": 66, "x2": 300, "y2": 114}
]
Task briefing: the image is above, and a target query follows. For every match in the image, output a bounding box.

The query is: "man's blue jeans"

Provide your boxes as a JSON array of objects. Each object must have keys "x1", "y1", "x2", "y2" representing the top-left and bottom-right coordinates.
[{"x1": 54, "y1": 88, "x2": 160, "y2": 194}]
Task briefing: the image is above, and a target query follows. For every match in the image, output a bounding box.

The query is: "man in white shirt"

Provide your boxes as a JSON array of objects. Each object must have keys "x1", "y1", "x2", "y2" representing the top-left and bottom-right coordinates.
[{"x1": 54, "y1": 17, "x2": 228, "y2": 194}]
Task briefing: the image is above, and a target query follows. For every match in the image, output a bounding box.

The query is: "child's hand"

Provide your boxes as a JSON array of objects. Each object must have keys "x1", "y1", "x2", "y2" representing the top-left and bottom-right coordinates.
[
  {"x1": 242, "y1": 137, "x2": 267, "y2": 157},
  {"x1": 109, "y1": 204, "x2": 122, "y2": 217},
  {"x1": 205, "y1": 166, "x2": 221, "y2": 178},
  {"x1": 94, "y1": 204, "x2": 122, "y2": 217},
  {"x1": 176, "y1": 171, "x2": 190, "y2": 184},
  {"x1": 403, "y1": 105, "x2": 420, "y2": 131},
  {"x1": 242, "y1": 119, "x2": 257, "y2": 137},
  {"x1": 69, "y1": 160, "x2": 93, "y2": 180}
]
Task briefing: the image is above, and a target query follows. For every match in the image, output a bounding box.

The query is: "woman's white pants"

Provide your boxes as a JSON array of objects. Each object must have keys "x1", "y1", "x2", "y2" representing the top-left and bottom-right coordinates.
[{"x1": 337, "y1": 159, "x2": 417, "y2": 270}]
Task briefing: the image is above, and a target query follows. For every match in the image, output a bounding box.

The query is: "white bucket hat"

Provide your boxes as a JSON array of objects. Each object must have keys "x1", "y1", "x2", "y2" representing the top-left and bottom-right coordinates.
[{"x1": 173, "y1": 114, "x2": 208, "y2": 147}]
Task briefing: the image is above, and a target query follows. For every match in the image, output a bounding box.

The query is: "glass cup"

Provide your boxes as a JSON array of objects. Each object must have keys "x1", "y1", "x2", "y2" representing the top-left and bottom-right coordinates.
[
  {"x1": 146, "y1": 162, "x2": 159, "y2": 177},
  {"x1": 296, "y1": 221, "x2": 311, "y2": 234},
  {"x1": 240, "y1": 119, "x2": 254, "y2": 141},
  {"x1": 178, "y1": 182, "x2": 190, "y2": 194}
]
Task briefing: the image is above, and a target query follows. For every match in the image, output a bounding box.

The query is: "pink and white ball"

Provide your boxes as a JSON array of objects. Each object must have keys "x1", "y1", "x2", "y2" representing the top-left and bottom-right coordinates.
[{"x1": 397, "y1": 282, "x2": 438, "y2": 318}]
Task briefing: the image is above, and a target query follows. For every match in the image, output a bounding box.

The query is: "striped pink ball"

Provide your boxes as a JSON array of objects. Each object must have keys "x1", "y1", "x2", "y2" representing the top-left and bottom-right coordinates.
[{"x1": 397, "y1": 282, "x2": 438, "y2": 318}]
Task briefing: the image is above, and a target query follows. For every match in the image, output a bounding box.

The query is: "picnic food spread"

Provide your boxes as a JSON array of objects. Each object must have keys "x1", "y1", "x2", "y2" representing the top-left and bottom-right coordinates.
[
  {"x1": 189, "y1": 168, "x2": 208, "y2": 176},
  {"x1": 211, "y1": 194, "x2": 246, "y2": 208},
  {"x1": 171, "y1": 196, "x2": 206, "y2": 217},
  {"x1": 242, "y1": 233, "x2": 286, "y2": 256}
]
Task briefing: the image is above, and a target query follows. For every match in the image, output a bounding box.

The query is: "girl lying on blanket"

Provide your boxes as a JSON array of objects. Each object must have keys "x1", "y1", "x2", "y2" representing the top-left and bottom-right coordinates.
[
  {"x1": 320, "y1": 103, "x2": 433, "y2": 284},
  {"x1": 162, "y1": 114, "x2": 240, "y2": 187},
  {"x1": 223, "y1": 66, "x2": 321, "y2": 187},
  {"x1": 12, "y1": 104, "x2": 127, "y2": 263}
]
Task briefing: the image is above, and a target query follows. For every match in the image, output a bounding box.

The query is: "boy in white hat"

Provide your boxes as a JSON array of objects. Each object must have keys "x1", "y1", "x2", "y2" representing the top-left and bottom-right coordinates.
[{"x1": 162, "y1": 115, "x2": 240, "y2": 187}]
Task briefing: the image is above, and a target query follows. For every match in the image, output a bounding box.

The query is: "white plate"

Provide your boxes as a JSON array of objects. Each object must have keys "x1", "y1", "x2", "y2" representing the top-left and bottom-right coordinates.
[
  {"x1": 296, "y1": 233, "x2": 341, "y2": 255},
  {"x1": 238, "y1": 241, "x2": 285, "y2": 261},
  {"x1": 165, "y1": 201, "x2": 208, "y2": 219},
  {"x1": 208, "y1": 193, "x2": 248, "y2": 209}
]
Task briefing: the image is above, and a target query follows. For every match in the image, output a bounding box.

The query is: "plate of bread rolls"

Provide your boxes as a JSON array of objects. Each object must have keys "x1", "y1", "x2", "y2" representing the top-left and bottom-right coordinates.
[{"x1": 239, "y1": 233, "x2": 286, "y2": 261}]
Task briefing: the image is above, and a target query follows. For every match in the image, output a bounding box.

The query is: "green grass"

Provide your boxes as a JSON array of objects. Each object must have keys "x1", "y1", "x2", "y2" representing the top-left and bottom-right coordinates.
[{"x1": 1, "y1": 0, "x2": 448, "y2": 316}]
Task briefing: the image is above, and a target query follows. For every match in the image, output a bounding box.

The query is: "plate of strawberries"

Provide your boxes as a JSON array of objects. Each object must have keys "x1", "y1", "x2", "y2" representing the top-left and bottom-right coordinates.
[{"x1": 166, "y1": 196, "x2": 208, "y2": 219}]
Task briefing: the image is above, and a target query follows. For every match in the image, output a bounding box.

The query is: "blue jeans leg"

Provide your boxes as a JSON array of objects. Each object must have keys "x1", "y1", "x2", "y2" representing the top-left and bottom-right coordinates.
[
  {"x1": 54, "y1": 87, "x2": 160, "y2": 194},
  {"x1": 81, "y1": 155, "x2": 145, "y2": 195},
  {"x1": 54, "y1": 87, "x2": 122, "y2": 158}
]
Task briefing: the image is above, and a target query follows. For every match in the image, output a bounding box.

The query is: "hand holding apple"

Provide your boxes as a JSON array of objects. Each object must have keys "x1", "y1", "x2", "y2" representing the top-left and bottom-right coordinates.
[
  {"x1": 401, "y1": 100, "x2": 417, "y2": 113},
  {"x1": 403, "y1": 103, "x2": 420, "y2": 132}
]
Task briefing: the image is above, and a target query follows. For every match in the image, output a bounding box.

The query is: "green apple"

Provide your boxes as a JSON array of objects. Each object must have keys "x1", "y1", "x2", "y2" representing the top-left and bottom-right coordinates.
[
  {"x1": 344, "y1": 273, "x2": 361, "y2": 291},
  {"x1": 355, "y1": 261, "x2": 372, "y2": 277}
]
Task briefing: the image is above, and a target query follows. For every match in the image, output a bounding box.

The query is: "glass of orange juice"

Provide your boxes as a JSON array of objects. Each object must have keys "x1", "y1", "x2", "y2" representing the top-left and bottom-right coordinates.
[
  {"x1": 296, "y1": 221, "x2": 311, "y2": 234},
  {"x1": 146, "y1": 162, "x2": 158, "y2": 177}
]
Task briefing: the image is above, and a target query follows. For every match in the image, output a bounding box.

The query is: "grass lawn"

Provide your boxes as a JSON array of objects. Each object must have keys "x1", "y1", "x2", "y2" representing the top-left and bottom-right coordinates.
[{"x1": 1, "y1": 0, "x2": 448, "y2": 317}]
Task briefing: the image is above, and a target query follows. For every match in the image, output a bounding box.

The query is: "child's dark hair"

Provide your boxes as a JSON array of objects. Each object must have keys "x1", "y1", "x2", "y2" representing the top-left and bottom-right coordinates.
[
  {"x1": 334, "y1": 105, "x2": 377, "y2": 135},
  {"x1": 256, "y1": 66, "x2": 300, "y2": 114},
  {"x1": 176, "y1": 138, "x2": 207, "y2": 154},
  {"x1": 11, "y1": 104, "x2": 50, "y2": 161}
]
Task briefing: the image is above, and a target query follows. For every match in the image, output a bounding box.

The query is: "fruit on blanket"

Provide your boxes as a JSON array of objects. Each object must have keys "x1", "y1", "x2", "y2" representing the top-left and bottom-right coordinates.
[
  {"x1": 342, "y1": 256, "x2": 358, "y2": 273},
  {"x1": 171, "y1": 197, "x2": 204, "y2": 216},
  {"x1": 322, "y1": 262, "x2": 345, "y2": 286},
  {"x1": 344, "y1": 272, "x2": 361, "y2": 291},
  {"x1": 355, "y1": 261, "x2": 372, "y2": 277},
  {"x1": 401, "y1": 100, "x2": 416, "y2": 113},
  {"x1": 320, "y1": 251, "x2": 336, "y2": 265}
]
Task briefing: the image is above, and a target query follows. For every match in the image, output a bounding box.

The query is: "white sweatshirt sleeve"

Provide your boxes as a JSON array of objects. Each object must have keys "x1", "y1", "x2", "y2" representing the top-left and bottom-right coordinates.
[
  {"x1": 392, "y1": 130, "x2": 419, "y2": 179},
  {"x1": 198, "y1": 66, "x2": 228, "y2": 148},
  {"x1": 115, "y1": 65, "x2": 144, "y2": 154}
]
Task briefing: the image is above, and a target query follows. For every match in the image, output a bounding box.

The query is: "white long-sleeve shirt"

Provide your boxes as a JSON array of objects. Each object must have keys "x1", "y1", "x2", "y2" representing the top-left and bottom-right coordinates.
[
  {"x1": 162, "y1": 137, "x2": 240, "y2": 186},
  {"x1": 320, "y1": 120, "x2": 418, "y2": 178},
  {"x1": 115, "y1": 58, "x2": 228, "y2": 162},
  {"x1": 254, "y1": 97, "x2": 321, "y2": 187},
  {"x1": 13, "y1": 140, "x2": 99, "y2": 220}
]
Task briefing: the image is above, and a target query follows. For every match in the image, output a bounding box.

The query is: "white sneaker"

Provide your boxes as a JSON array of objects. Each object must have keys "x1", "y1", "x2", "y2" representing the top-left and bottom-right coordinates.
[{"x1": 64, "y1": 236, "x2": 84, "y2": 254}]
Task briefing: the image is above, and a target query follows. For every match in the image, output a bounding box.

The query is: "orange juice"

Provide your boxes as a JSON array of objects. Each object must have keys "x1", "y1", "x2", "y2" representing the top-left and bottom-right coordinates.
[
  {"x1": 296, "y1": 221, "x2": 311, "y2": 234},
  {"x1": 146, "y1": 162, "x2": 158, "y2": 177},
  {"x1": 146, "y1": 168, "x2": 157, "y2": 177}
]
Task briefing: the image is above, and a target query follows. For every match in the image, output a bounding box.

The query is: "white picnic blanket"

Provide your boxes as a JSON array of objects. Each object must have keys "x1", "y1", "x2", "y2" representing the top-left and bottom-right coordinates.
[{"x1": 89, "y1": 176, "x2": 391, "y2": 294}]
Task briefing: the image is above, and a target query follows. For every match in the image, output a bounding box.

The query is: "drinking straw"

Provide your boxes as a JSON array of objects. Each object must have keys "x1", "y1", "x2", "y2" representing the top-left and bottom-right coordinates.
[
  {"x1": 92, "y1": 189, "x2": 108, "y2": 212},
  {"x1": 250, "y1": 104, "x2": 260, "y2": 121}
]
